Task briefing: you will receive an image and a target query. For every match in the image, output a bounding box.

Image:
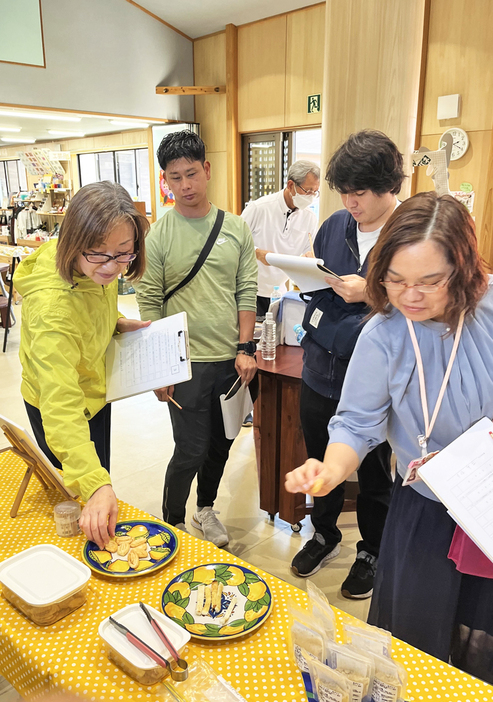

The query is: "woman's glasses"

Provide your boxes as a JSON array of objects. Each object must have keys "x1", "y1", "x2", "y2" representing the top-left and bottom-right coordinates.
[
  {"x1": 82, "y1": 252, "x2": 137, "y2": 264},
  {"x1": 380, "y1": 276, "x2": 451, "y2": 294}
]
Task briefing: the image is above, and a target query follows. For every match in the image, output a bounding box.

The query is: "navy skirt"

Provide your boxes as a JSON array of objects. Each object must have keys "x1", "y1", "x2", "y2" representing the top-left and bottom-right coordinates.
[{"x1": 368, "y1": 475, "x2": 493, "y2": 684}]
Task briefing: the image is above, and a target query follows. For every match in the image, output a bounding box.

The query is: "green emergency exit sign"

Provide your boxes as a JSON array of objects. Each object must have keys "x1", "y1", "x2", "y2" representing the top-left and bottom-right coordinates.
[{"x1": 307, "y1": 94, "x2": 321, "y2": 114}]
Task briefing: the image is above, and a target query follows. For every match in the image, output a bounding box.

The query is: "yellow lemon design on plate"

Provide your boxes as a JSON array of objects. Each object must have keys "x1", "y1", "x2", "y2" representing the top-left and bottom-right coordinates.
[
  {"x1": 245, "y1": 605, "x2": 268, "y2": 622},
  {"x1": 164, "y1": 602, "x2": 186, "y2": 620},
  {"x1": 134, "y1": 560, "x2": 154, "y2": 572},
  {"x1": 192, "y1": 566, "x2": 215, "y2": 584},
  {"x1": 92, "y1": 550, "x2": 112, "y2": 565},
  {"x1": 185, "y1": 623, "x2": 207, "y2": 635},
  {"x1": 107, "y1": 560, "x2": 130, "y2": 573},
  {"x1": 169, "y1": 582, "x2": 191, "y2": 599},
  {"x1": 126, "y1": 524, "x2": 149, "y2": 540},
  {"x1": 226, "y1": 566, "x2": 245, "y2": 586},
  {"x1": 149, "y1": 549, "x2": 169, "y2": 561},
  {"x1": 219, "y1": 623, "x2": 245, "y2": 636},
  {"x1": 148, "y1": 533, "x2": 166, "y2": 547},
  {"x1": 246, "y1": 581, "x2": 267, "y2": 601}
]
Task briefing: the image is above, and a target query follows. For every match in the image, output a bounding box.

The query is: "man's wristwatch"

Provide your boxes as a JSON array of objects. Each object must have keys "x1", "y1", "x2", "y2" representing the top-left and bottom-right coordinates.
[{"x1": 237, "y1": 341, "x2": 257, "y2": 356}]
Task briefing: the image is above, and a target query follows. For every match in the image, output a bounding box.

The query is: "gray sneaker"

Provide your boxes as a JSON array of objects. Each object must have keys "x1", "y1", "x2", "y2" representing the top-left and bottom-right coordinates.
[{"x1": 191, "y1": 506, "x2": 229, "y2": 548}]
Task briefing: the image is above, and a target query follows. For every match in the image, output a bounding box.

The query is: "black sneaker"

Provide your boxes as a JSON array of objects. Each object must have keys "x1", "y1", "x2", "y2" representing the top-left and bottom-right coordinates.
[
  {"x1": 291, "y1": 533, "x2": 341, "y2": 577},
  {"x1": 341, "y1": 550, "x2": 377, "y2": 599}
]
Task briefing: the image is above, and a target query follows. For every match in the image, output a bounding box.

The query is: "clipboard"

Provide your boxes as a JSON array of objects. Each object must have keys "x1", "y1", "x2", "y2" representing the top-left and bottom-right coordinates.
[
  {"x1": 0, "y1": 414, "x2": 78, "y2": 518},
  {"x1": 316, "y1": 263, "x2": 343, "y2": 281},
  {"x1": 265, "y1": 253, "x2": 342, "y2": 292},
  {"x1": 418, "y1": 417, "x2": 493, "y2": 564},
  {"x1": 106, "y1": 312, "x2": 192, "y2": 402}
]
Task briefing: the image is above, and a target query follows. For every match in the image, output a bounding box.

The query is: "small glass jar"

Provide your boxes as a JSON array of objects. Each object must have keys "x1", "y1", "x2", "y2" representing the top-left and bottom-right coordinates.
[{"x1": 54, "y1": 501, "x2": 81, "y2": 537}]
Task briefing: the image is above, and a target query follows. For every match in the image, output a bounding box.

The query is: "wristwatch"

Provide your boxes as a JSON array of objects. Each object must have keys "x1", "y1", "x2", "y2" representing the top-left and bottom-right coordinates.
[{"x1": 237, "y1": 341, "x2": 257, "y2": 356}]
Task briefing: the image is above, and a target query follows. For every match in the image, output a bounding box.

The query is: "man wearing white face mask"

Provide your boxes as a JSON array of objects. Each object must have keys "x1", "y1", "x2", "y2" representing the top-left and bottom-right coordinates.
[{"x1": 241, "y1": 160, "x2": 320, "y2": 318}]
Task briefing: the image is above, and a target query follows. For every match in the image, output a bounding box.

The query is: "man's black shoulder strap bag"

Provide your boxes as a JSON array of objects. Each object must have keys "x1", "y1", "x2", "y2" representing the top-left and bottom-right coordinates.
[{"x1": 163, "y1": 209, "x2": 225, "y2": 304}]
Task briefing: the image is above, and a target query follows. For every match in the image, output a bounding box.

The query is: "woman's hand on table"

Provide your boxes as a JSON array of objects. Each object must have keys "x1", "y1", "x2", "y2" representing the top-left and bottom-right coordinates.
[
  {"x1": 116, "y1": 318, "x2": 152, "y2": 333},
  {"x1": 79, "y1": 485, "x2": 118, "y2": 548}
]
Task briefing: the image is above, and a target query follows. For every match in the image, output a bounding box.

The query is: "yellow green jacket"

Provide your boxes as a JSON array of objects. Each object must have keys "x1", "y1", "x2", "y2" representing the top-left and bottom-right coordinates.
[{"x1": 13, "y1": 239, "x2": 119, "y2": 501}]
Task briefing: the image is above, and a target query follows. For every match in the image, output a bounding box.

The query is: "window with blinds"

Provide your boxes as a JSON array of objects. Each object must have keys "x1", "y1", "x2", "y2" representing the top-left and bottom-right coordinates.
[
  {"x1": 78, "y1": 149, "x2": 151, "y2": 214},
  {"x1": 242, "y1": 129, "x2": 322, "y2": 212},
  {"x1": 0, "y1": 159, "x2": 28, "y2": 202}
]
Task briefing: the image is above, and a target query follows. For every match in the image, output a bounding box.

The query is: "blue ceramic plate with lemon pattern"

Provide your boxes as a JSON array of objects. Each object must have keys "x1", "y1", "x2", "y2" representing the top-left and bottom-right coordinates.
[
  {"x1": 82, "y1": 519, "x2": 179, "y2": 578},
  {"x1": 161, "y1": 562, "x2": 273, "y2": 640}
]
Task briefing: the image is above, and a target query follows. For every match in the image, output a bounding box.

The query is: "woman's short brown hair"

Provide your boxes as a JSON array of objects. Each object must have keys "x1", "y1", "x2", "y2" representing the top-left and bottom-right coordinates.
[
  {"x1": 56, "y1": 181, "x2": 149, "y2": 284},
  {"x1": 366, "y1": 191, "x2": 489, "y2": 330}
]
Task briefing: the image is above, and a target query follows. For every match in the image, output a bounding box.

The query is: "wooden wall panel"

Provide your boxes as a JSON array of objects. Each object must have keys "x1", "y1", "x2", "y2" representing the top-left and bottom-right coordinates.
[
  {"x1": 194, "y1": 32, "x2": 227, "y2": 154},
  {"x1": 421, "y1": 0, "x2": 493, "y2": 136},
  {"x1": 238, "y1": 15, "x2": 287, "y2": 133},
  {"x1": 194, "y1": 32, "x2": 228, "y2": 210},
  {"x1": 285, "y1": 4, "x2": 325, "y2": 128},
  {"x1": 415, "y1": 131, "x2": 492, "y2": 241},
  {"x1": 480, "y1": 136, "x2": 493, "y2": 265},
  {"x1": 207, "y1": 151, "x2": 228, "y2": 213},
  {"x1": 319, "y1": 0, "x2": 427, "y2": 222},
  {"x1": 417, "y1": 0, "x2": 493, "y2": 259}
]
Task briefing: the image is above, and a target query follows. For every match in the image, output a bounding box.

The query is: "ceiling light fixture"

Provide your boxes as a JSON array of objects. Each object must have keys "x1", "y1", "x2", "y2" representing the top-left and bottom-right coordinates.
[
  {"x1": 0, "y1": 126, "x2": 21, "y2": 133},
  {"x1": 110, "y1": 120, "x2": 149, "y2": 129},
  {"x1": 47, "y1": 130, "x2": 86, "y2": 137},
  {"x1": 0, "y1": 110, "x2": 81, "y2": 122},
  {"x1": 1, "y1": 137, "x2": 36, "y2": 143}
]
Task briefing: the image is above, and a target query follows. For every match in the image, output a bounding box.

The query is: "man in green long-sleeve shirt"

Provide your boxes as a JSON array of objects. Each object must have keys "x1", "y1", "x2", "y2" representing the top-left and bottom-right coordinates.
[{"x1": 135, "y1": 131, "x2": 257, "y2": 547}]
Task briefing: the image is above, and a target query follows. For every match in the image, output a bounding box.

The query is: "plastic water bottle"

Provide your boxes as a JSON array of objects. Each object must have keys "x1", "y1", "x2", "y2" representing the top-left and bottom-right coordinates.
[
  {"x1": 293, "y1": 324, "x2": 306, "y2": 344},
  {"x1": 261, "y1": 312, "x2": 276, "y2": 361},
  {"x1": 270, "y1": 285, "x2": 282, "y2": 305}
]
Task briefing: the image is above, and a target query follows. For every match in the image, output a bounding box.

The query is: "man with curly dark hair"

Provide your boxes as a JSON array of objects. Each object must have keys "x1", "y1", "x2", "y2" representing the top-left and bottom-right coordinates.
[{"x1": 291, "y1": 130, "x2": 405, "y2": 599}]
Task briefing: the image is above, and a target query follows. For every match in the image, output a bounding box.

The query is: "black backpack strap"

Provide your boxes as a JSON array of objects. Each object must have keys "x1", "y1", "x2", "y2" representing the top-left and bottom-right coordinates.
[{"x1": 163, "y1": 209, "x2": 225, "y2": 304}]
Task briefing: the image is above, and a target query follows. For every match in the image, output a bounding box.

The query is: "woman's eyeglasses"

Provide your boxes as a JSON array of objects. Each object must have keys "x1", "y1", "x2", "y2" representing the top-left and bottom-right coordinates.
[
  {"x1": 82, "y1": 252, "x2": 137, "y2": 264},
  {"x1": 380, "y1": 276, "x2": 451, "y2": 294}
]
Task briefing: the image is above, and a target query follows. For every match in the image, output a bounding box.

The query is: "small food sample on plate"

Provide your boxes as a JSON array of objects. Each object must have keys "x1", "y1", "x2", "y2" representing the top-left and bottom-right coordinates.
[
  {"x1": 195, "y1": 580, "x2": 234, "y2": 622},
  {"x1": 88, "y1": 524, "x2": 172, "y2": 573},
  {"x1": 117, "y1": 541, "x2": 131, "y2": 557},
  {"x1": 219, "y1": 595, "x2": 237, "y2": 625}
]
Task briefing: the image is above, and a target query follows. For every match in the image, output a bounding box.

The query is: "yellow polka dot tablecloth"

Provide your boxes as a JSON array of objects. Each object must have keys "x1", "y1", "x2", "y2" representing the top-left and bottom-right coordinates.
[{"x1": 0, "y1": 449, "x2": 493, "y2": 702}]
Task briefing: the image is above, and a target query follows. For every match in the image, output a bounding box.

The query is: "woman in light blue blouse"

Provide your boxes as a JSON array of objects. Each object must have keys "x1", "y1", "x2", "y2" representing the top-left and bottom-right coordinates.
[{"x1": 286, "y1": 192, "x2": 493, "y2": 683}]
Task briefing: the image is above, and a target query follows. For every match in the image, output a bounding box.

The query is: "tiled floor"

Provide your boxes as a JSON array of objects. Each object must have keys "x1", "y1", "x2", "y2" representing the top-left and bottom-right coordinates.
[{"x1": 0, "y1": 294, "x2": 370, "y2": 632}]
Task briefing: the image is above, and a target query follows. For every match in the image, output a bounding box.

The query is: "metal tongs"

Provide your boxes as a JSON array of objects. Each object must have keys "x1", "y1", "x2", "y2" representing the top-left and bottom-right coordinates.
[
  {"x1": 108, "y1": 603, "x2": 188, "y2": 681},
  {"x1": 138, "y1": 601, "x2": 188, "y2": 678}
]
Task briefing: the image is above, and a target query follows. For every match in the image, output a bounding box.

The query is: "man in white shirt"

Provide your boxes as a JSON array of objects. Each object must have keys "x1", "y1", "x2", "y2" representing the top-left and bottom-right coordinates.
[{"x1": 241, "y1": 161, "x2": 320, "y2": 318}]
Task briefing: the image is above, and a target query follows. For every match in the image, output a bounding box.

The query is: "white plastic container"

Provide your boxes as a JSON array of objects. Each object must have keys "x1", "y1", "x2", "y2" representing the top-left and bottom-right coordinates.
[
  {"x1": 0, "y1": 544, "x2": 90, "y2": 625},
  {"x1": 99, "y1": 603, "x2": 190, "y2": 685}
]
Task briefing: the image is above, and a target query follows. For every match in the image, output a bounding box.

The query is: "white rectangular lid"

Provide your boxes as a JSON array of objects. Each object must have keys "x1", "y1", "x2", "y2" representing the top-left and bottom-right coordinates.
[
  {"x1": 99, "y1": 603, "x2": 190, "y2": 670},
  {"x1": 0, "y1": 544, "x2": 90, "y2": 605}
]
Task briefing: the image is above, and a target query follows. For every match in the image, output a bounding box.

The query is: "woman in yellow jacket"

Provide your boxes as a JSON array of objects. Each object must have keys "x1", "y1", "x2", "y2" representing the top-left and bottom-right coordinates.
[{"x1": 14, "y1": 181, "x2": 150, "y2": 548}]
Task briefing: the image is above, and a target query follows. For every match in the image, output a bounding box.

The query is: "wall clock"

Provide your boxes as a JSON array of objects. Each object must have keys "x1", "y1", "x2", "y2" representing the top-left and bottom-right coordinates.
[{"x1": 439, "y1": 128, "x2": 469, "y2": 161}]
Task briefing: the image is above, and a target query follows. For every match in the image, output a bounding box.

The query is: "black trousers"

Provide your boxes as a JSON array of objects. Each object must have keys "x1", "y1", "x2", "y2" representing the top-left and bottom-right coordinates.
[
  {"x1": 24, "y1": 401, "x2": 112, "y2": 473},
  {"x1": 368, "y1": 475, "x2": 493, "y2": 684},
  {"x1": 299, "y1": 381, "x2": 392, "y2": 556},
  {"x1": 163, "y1": 360, "x2": 237, "y2": 526},
  {"x1": 256, "y1": 296, "x2": 270, "y2": 320}
]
